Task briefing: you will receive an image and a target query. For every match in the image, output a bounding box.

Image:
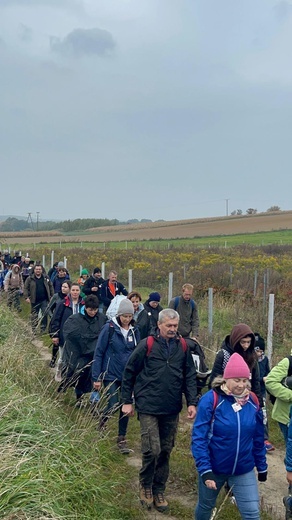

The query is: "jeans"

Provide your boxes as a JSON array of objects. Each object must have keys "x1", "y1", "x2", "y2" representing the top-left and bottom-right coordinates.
[
  {"x1": 139, "y1": 413, "x2": 179, "y2": 495},
  {"x1": 279, "y1": 421, "x2": 289, "y2": 443},
  {"x1": 195, "y1": 471, "x2": 260, "y2": 520},
  {"x1": 31, "y1": 300, "x2": 49, "y2": 332},
  {"x1": 102, "y1": 380, "x2": 129, "y2": 437}
]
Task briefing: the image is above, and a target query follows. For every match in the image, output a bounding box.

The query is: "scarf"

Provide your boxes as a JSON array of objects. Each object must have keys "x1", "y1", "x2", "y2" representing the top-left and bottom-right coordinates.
[{"x1": 221, "y1": 383, "x2": 250, "y2": 407}]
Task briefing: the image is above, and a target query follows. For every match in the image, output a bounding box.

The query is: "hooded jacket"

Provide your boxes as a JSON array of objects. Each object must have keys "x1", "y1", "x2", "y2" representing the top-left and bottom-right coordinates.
[
  {"x1": 4, "y1": 265, "x2": 23, "y2": 291},
  {"x1": 209, "y1": 324, "x2": 263, "y2": 406},
  {"x1": 92, "y1": 318, "x2": 140, "y2": 383},
  {"x1": 192, "y1": 386, "x2": 267, "y2": 478},
  {"x1": 121, "y1": 333, "x2": 198, "y2": 415}
]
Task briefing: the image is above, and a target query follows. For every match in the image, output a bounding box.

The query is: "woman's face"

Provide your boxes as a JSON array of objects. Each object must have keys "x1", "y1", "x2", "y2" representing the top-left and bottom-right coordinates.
[
  {"x1": 61, "y1": 283, "x2": 70, "y2": 295},
  {"x1": 239, "y1": 336, "x2": 252, "y2": 351},
  {"x1": 70, "y1": 286, "x2": 80, "y2": 299},
  {"x1": 226, "y1": 377, "x2": 249, "y2": 395},
  {"x1": 130, "y1": 297, "x2": 140, "y2": 312},
  {"x1": 119, "y1": 314, "x2": 133, "y2": 329}
]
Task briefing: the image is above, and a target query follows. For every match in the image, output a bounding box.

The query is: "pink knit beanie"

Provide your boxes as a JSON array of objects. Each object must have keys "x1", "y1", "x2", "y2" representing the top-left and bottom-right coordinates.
[{"x1": 223, "y1": 353, "x2": 250, "y2": 379}]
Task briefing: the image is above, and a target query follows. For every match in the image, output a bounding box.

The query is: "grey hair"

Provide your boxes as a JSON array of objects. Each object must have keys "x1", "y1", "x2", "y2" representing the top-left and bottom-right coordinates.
[{"x1": 158, "y1": 308, "x2": 179, "y2": 323}]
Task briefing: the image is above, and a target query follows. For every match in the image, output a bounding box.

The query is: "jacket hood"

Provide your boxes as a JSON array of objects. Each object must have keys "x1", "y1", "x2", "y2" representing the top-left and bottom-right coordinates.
[
  {"x1": 11, "y1": 265, "x2": 20, "y2": 273},
  {"x1": 230, "y1": 323, "x2": 255, "y2": 349}
]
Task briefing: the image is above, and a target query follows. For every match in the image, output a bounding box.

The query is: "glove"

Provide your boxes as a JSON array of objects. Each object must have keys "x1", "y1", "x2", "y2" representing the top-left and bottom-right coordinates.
[
  {"x1": 202, "y1": 471, "x2": 217, "y2": 485},
  {"x1": 258, "y1": 471, "x2": 267, "y2": 482}
]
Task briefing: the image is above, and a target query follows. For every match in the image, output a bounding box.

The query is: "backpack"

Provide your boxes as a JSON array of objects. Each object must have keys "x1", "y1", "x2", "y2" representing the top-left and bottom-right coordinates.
[
  {"x1": 146, "y1": 335, "x2": 187, "y2": 356},
  {"x1": 174, "y1": 296, "x2": 195, "y2": 311}
]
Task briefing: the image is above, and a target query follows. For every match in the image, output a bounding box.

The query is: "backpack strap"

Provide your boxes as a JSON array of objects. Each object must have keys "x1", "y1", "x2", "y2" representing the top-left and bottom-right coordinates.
[
  {"x1": 212, "y1": 390, "x2": 219, "y2": 410},
  {"x1": 287, "y1": 356, "x2": 292, "y2": 377},
  {"x1": 146, "y1": 336, "x2": 187, "y2": 356}
]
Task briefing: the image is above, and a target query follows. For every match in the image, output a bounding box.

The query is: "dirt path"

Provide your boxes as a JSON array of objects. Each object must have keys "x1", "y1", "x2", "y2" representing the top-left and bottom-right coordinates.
[{"x1": 33, "y1": 337, "x2": 287, "y2": 519}]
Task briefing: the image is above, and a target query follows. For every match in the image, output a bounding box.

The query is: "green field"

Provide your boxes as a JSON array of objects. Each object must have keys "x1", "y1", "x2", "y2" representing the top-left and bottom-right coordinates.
[{"x1": 2, "y1": 228, "x2": 292, "y2": 252}]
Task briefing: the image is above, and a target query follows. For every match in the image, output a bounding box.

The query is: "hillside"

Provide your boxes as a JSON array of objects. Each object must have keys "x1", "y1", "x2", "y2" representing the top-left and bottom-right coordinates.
[{"x1": 0, "y1": 210, "x2": 292, "y2": 244}]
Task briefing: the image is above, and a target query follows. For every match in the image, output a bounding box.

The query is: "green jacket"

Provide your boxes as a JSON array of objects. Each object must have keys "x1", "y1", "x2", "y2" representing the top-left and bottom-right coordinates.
[{"x1": 265, "y1": 357, "x2": 292, "y2": 426}]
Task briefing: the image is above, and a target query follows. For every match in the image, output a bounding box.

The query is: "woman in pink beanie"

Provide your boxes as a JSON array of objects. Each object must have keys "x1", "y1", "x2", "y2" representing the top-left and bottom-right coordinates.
[{"x1": 192, "y1": 353, "x2": 267, "y2": 520}]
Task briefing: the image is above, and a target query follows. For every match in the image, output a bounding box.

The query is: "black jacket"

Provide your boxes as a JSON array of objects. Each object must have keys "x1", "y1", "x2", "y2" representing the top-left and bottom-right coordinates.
[
  {"x1": 143, "y1": 299, "x2": 163, "y2": 332},
  {"x1": 121, "y1": 333, "x2": 198, "y2": 415},
  {"x1": 49, "y1": 295, "x2": 84, "y2": 345},
  {"x1": 135, "y1": 308, "x2": 152, "y2": 340},
  {"x1": 100, "y1": 279, "x2": 128, "y2": 308},
  {"x1": 62, "y1": 311, "x2": 107, "y2": 376},
  {"x1": 83, "y1": 275, "x2": 105, "y2": 301},
  {"x1": 209, "y1": 335, "x2": 263, "y2": 406}
]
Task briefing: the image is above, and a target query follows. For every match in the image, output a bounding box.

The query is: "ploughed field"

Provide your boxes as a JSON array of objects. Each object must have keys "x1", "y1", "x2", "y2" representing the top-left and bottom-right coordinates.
[{"x1": 1, "y1": 210, "x2": 292, "y2": 244}]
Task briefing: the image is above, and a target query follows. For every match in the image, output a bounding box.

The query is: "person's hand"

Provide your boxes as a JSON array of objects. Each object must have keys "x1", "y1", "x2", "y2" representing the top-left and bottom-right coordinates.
[
  {"x1": 258, "y1": 471, "x2": 267, "y2": 482},
  {"x1": 187, "y1": 405, "x2": 196, "y2": 420},
  {"x1": 286, "y1": 472, "x2": 292, "y2": 485},
  {"x1": 122, "y1": 404, "x2": 135, "y2": 417},
  {"x1": 25, "y1": 297, "x2": 30, "y2": 303},
  {"x1": 91, "y1": 287, "x2": 98, "y2": 291},
  {"x1": 93, "y1": 381, "x2": 102, "y2": 391},
  {"x1": 205, "y1": 480, "x2": 217, "y2": 490},
  {"x1": 52, "y1": 338, "x2": 59, "y2": 346}
]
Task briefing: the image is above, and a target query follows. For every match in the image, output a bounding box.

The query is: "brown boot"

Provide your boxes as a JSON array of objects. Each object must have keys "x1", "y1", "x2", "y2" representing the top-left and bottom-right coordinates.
[
  {"x1": 153, "y1": 492, "x2": 169, "y2": 513},
  {"x1": 139, "y1": 486, "x2": 153, "y2": 510}
]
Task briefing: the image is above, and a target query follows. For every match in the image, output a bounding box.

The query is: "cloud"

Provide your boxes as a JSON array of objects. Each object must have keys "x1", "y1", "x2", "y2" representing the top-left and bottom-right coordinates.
[
  {"x1": 273, "y1": 1, "x2": 292, "y2": 21},
  {"x1": 50, "y1": 27, "x2": 116, "y2": 58},
  {"x1": 18, "y1": 23, "x2": 33, "y2": 43},
  {"x1": 0, "y1": 0, "x2": 83, "y2": 7}
]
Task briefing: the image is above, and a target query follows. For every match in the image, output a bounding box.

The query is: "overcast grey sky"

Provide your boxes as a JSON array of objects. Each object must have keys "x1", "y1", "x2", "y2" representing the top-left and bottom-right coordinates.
[{"x1": 1, "y1": 0, "x2": 291, "y2": 222}]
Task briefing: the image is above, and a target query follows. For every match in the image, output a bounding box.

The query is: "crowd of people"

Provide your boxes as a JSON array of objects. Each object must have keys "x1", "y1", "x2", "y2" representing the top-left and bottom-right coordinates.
[{"x1": 1, "y1": 249, "x2": 292, "y2": 518}]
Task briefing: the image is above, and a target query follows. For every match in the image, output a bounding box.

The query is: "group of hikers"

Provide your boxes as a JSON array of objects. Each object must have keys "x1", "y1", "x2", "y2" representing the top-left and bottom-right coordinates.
[{"x1": 1, "y1": 250, "x2": 292, "y2": 519}]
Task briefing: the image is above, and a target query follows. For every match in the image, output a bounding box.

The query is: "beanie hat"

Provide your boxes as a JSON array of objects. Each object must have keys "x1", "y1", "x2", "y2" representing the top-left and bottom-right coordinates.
[
  {"x1": 57, "y1": 261, "x2": 65, "y2": 268},
  {"x1": 149, "y1": 292, "x2": 161, "y2": 302},
  {"x1": 117, "y1": 299, "x2": 134, "y2": 315},
  {"x1": 93, "y1": 267, "x2": 101, "y2": 274},
  {"x1": 254, "y1": 332, "x2": 265, "y2": 352},
  {"x1": 81, "y1": 268, "x2": 89, "y2": 276},
  {"x1": 223, "y1": 353, "x2": 250, "y2": 379},
  {"x1": 230, "y1": 323, "x2": 255, "y2": 349}
]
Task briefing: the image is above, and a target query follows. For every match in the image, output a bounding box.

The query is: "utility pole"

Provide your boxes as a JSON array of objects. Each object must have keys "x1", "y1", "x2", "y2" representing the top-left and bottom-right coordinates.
[
  {"x1": 36, "y1": 212, "x2": 40, "y2": 231},
  {"x1": 27, "y1": 212, "x2": 34, "y2": 230},
  {"x1": 225, "y1": 198, "x2": 230, "y2": 216}
]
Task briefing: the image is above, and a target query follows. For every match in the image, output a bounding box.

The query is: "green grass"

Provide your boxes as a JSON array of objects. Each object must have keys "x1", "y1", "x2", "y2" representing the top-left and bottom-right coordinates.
[{"x1": 4, "y1": 228, "x2": 292, "y2": 251}]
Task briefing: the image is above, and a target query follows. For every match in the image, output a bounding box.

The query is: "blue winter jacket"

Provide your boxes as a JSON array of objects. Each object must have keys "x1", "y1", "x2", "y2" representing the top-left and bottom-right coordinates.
[
  {"x1": 192, "y1": 388, "x2": 267, "y2": 477},
  {"x1": 92, "y1": 318, "x2": 140, "y2": 382}
]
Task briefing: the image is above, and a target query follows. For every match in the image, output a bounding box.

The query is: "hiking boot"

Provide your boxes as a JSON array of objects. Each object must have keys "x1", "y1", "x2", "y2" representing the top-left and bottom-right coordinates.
[
  {"x1": 153, "y1": 492, "x2": 169, "y2": 513},
  {"x1": 139, "y1": 486, "x2": 153, "y2": 510},
  {"x1": 49, "y1": 359, "x2": 56, "y2": 368},
  {"x1": 283, "y1": 496, "x2": 292, "y2": 520},
  {"x1": 117, "y1": 435, "x2": 133, "y2": 454}
]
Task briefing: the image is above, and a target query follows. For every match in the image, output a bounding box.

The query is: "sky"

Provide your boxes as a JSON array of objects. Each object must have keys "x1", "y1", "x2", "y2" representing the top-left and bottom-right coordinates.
[{"x1": 1, "y1": 0, "x2": 292, "y2": 222}]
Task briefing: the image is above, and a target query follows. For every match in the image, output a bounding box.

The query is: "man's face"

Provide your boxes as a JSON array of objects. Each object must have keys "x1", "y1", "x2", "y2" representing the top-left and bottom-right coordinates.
[
  {"x1": 149, "y1": 301, "x2": 159, "y2": 308},
  {"x1": 34, "y1": 266, "x2": 42, "y2": 277},
  {"x1": 109, "y1": 272, "x2": 117, "y2": 283},
  {"x1": 58, "y1": 269, "x2": 66, "y2": 278},
  {"x1": 94, "y1": 272, "x2": 101, "y2": 279},
  {"x1": 86, "y1": 307, "x2": 98, "y2": 318},
  {"x1": 158, "y1": 318, "x2": 179, "y2": 339},
  {"x1": 182, "y1": 289, "x2": 193, "y2": 301}
]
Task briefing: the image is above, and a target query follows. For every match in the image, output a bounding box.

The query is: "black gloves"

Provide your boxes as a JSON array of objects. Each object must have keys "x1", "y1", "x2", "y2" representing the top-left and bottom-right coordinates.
[{"x1": 258, "y1": 471, "x2": 267, "y2": 482}]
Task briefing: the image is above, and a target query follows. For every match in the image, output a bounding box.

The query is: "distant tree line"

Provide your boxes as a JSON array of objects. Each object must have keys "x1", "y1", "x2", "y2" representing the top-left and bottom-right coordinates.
[
  {"x1": 0, "y1": 217, "x2": 157, "y2": 232},
  {"x1": 230, "y1": 206, "x2": 281, "y2": 216}
]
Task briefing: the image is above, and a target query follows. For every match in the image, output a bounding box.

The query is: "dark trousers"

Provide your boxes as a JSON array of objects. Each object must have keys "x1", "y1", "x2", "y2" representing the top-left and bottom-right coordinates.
[
  {"x1": 7, "y1": 288, "x2": 21, "y2": 310},
  {"x1": 139, "y1": 413, "x2": 179, "y2": 494},
  {"x1": 102, "y1": 380, "x2": 129, "y2": 437},
  {"x1": 31, "y1": 300, "x2": 49, "y2": 333}
]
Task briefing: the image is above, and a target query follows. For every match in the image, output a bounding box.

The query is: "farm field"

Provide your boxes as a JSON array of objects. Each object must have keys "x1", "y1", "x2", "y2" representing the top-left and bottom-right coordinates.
[{"x1": 1, "y1": 210, "x2": 292, "y2": 248}]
